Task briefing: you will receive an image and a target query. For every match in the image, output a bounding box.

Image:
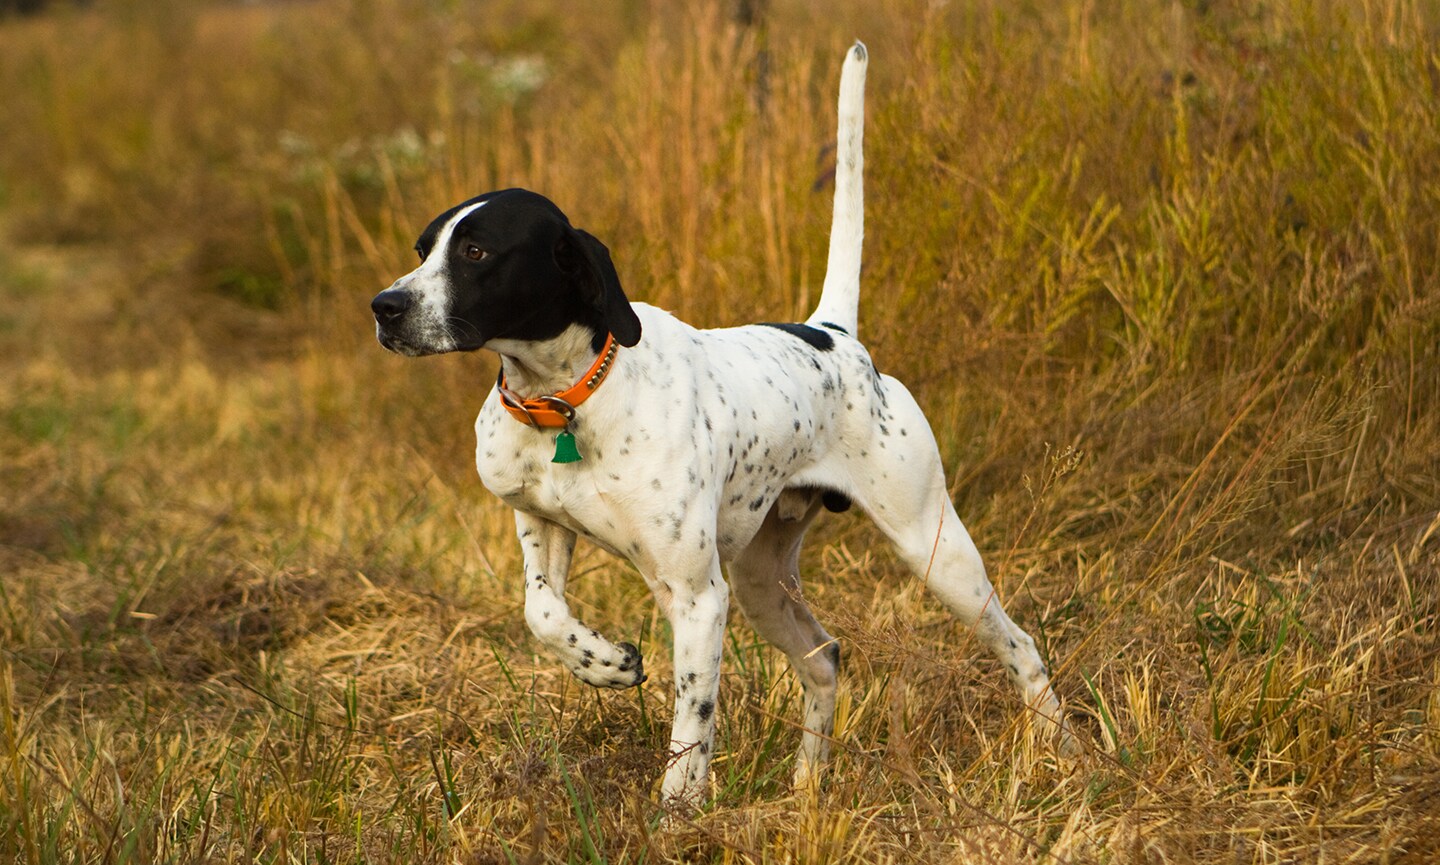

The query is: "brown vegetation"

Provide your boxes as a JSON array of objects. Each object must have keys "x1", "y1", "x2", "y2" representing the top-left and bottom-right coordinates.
[{"x1": 1, "y1": 0, "x2": 1437, "y2": 861}]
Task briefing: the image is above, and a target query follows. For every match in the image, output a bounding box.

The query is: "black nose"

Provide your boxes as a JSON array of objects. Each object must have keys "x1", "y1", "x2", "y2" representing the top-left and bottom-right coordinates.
[{"x1": 371, "y1": 289, "x2": 413, "y2": 324}]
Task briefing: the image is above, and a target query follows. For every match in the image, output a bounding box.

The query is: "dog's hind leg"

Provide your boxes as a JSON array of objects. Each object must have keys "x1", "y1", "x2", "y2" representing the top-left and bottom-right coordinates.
[
  {"x1": 516, "y1": 512, "x2": 646, "y2": 688},
  {"x1": 729, "y1": 492, "x2": 840, "y2": 787},
  {"x1": 846, "y1": 377, "x2": 1074, "y2": 751}
]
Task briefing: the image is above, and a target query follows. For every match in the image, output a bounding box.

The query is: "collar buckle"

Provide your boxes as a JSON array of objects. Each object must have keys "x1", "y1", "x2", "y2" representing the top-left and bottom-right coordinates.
[{"x1": 495, "y1": 333, "x2": 620, "y2": 429}]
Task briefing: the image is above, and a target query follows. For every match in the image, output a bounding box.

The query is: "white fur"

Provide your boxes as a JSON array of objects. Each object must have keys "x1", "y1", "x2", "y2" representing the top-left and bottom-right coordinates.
[{"x1": 811, "y1": 41, "x2": 867, "y2": 337}]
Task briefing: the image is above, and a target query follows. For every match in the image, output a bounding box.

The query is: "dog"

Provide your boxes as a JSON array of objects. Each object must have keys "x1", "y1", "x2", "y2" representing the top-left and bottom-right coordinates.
[{"x1": 371, "y1": 42, "x2": 1070, "y2": 805}]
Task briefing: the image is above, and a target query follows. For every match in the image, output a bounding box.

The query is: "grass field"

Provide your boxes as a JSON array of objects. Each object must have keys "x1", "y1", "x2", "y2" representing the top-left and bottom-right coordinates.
[{"x1": 1, "y1": 0, "x2": 1438, "y2": 861}]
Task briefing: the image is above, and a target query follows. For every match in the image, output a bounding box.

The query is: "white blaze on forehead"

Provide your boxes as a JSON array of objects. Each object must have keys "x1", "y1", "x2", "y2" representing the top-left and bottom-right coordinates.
[
  {"x1": 404, "y1": 198, "x2": 491, "y2": 350},
  {"x1": 419, "y1": 198, "x2": 491, "y2": 273}
]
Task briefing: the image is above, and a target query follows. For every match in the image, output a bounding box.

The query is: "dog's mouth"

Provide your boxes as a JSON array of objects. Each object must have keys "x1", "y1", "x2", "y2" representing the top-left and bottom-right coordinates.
[
  {"x1": 377, "y1": 334, "x2": 409, "y2": 355},
  {"x1": 376, "y1": 329, "x2": 434, "y2": 357},
  {"x1": 377, "y1": 326, "x2": 482, "y2": 357}
]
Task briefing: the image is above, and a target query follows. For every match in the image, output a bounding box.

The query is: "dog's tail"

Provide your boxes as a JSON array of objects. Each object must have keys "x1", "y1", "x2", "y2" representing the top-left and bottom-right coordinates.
[{"x1": 808, "y1": 40, "x2": 866, "y2": 339}]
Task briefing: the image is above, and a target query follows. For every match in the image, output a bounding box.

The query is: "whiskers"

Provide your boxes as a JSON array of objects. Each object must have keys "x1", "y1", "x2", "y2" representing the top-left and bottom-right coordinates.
[{"x1": 444, "y1": 316, "x2": 485, "y2": 349}]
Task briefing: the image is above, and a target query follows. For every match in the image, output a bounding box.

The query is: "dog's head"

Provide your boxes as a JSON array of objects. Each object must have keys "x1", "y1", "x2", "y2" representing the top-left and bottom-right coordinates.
[{"x1": 371, "y1": 189, "x2": 641, "y2": 356}]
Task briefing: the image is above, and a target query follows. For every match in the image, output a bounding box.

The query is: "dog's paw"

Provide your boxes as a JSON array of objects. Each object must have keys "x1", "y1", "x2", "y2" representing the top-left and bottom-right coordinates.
[
  {"x1": 572, "y1": 640, "x2": 647, "y2": 689},
  {"x1": 1054, "y1": 720, "x2": 1083, "y2": 759},
  {"x1": 616, "y1": 641, "x2": 647, "y2": 686}
]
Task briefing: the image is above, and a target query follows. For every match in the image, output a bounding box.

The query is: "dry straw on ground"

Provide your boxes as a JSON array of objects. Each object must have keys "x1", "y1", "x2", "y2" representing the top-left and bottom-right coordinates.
[{"x1": 1, "y1": 0, "x2": 1437, "y2": 862}]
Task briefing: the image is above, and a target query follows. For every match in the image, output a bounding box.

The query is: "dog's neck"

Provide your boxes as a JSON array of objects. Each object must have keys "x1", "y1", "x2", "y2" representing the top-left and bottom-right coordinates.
[{"x1": 489, "y1": 324, "x2": 605, "y2": 398}]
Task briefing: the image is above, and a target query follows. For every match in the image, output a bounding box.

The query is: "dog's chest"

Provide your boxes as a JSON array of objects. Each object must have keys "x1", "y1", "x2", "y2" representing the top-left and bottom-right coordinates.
[
  {"x1": 473, "y1": 387, "x2": 824, "y2": 563},
  {"x1": 473, "y1": 404, "x2": 673, "y2": 556},
  {"x1": 475, "y1": 417, "x2": 601, "y2": 520}
]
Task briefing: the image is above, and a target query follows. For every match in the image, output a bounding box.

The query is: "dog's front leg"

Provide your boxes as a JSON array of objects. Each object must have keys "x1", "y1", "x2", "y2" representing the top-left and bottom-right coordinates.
[
  {"x1": 517, "y1": 512, "x2": 645, "y2": 688},
  {"x1": 659, "y1": 554, "x2": 729, "y2": 806}
]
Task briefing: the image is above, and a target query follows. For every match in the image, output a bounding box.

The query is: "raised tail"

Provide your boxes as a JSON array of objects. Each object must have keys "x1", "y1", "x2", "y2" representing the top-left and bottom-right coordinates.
[{"x1": 808, "y1": 40, "x2": 866, "y2": 338}]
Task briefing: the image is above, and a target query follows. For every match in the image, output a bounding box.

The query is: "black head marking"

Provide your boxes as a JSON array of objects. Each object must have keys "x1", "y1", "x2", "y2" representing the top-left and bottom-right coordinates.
[
  {"x1": 413, "y1": 188, "x2": 641, "y2": 350},
  {"x1": 413, "y1": 189, "x2": 517, "y2": 260},
  {"x1": 554, "y1": 227, "x2": 642, "y2": 347}
]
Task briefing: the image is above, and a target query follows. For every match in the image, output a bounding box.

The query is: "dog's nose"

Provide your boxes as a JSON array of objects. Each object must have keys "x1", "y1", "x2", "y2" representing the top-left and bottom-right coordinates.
[{"x1": 371, "y1": 289, "x2": 413, "y2": 324}]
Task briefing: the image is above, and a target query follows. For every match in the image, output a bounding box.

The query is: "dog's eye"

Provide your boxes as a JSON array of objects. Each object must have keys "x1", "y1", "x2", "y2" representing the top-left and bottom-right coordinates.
[{"x1": 462, "y1": 244, "x2": 488, "y2": 262}]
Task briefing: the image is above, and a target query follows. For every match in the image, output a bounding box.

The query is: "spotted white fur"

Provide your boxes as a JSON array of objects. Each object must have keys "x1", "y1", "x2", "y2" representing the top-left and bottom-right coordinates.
[{"x1": 374, "y1": 42, "x2": 1072, "y2": 808}]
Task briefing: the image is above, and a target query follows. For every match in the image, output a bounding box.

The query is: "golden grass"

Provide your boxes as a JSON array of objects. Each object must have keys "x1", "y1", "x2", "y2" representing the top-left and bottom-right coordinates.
[{"x1": 1, "y1": 0, "x2": 1438, "y2": 861}]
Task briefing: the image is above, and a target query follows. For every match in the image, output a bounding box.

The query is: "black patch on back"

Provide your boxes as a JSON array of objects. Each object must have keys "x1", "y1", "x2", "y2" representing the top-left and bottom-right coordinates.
[{"x1": 757, "y1": 322, "x2": 834, "y2": 351}]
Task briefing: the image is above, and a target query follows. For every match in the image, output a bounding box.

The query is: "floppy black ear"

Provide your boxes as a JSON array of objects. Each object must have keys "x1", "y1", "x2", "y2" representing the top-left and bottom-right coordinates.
[{"x1": 559, "y1": 227, "x2": 642, "y2": 347}]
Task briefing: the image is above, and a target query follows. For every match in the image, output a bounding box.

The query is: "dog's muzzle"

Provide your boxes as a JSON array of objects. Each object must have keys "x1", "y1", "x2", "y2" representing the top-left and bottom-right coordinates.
[
  {"x1": 371, "y1": 288, "x2": 425, "y2": 355},
  {"x1": 371, "y1": 288, "x2": 413, "y2": 325}
]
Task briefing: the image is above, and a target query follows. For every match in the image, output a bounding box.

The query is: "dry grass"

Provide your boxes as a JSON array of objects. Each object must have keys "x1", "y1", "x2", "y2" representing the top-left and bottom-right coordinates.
[{"x1": 1, "y1": 0, "x2": 1438, "y2": 861}]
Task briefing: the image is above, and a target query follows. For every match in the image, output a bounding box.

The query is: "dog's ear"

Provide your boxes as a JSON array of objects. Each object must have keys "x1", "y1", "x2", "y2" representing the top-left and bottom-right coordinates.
[{"x1": 556, "y1": 227, "x2": 642, "y2": 347}]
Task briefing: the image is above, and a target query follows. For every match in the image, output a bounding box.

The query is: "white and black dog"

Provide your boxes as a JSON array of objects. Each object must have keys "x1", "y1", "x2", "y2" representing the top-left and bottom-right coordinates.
[{"x1": 371, "y1": 43, "x2": 1070, "y2": 805}]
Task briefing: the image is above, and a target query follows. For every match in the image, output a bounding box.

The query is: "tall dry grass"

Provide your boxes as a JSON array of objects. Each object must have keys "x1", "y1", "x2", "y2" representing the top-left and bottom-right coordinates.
[{"x1": 0, "y1": 0, "x2": 1437, "y2": 861}]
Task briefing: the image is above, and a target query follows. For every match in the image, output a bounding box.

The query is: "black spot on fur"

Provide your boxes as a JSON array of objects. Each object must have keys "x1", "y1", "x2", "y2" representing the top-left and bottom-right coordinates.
[
  {"x1": 698, "y1": 700, "x2": 714, "y2": 722},
  {"x1": 757, "y1": 322, "x2": 835, "y2": 351}
]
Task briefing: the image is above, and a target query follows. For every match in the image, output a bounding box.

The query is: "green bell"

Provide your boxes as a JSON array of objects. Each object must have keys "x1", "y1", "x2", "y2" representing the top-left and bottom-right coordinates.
[{"x1": 552, "y1": 429, "x2": 582, "y2": 463}]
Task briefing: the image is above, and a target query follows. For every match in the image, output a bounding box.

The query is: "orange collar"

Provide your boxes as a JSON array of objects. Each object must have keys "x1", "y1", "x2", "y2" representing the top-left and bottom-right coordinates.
[{"x1": 495, "y1": 333, "x2": 619, "y2": 428}]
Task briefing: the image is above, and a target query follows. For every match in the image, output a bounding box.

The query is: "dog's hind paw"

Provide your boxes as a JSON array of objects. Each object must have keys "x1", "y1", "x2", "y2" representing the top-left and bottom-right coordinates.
[{"x1": 1054, "y1": 719, "x2": 1082, "y2": 758}]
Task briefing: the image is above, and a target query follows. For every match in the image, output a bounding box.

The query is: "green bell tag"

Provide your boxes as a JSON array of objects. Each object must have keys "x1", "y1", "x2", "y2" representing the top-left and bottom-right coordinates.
[{"x1": 552, "y1": 429, "x2": 582, "y2": 464}]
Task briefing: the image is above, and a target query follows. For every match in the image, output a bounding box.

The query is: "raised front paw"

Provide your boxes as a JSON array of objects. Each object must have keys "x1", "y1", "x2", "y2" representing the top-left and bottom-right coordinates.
[
  {"x1": 570, "y1": 640, "x2": 646, "y2": 689},
  {"x1": 615, "y1": 641, "x2": 647, "y2": 687}
]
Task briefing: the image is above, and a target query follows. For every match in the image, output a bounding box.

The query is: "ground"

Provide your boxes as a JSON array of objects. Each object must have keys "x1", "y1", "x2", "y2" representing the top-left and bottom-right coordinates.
[{"x1": 0, "y1": 0, "x2": 1437, "y2": 862}]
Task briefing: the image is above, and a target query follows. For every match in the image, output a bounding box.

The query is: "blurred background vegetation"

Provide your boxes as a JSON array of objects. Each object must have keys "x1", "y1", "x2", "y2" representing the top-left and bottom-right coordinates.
[{"x1": 0, "y1": 0, "x2": 1437, "y2": 862}]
